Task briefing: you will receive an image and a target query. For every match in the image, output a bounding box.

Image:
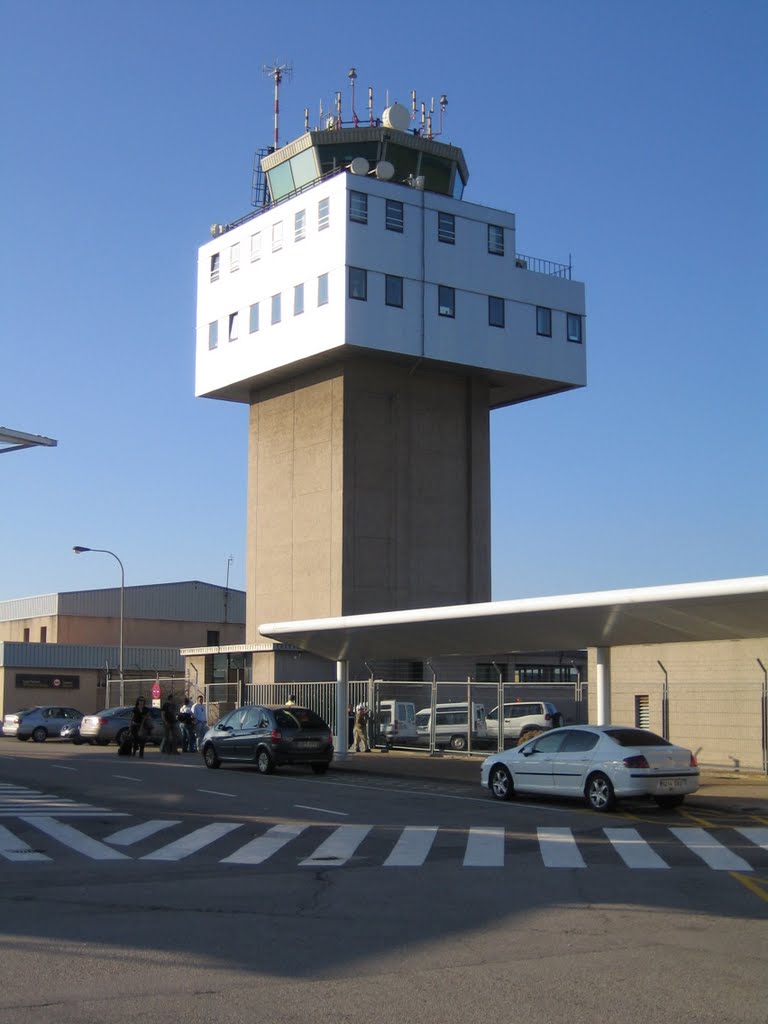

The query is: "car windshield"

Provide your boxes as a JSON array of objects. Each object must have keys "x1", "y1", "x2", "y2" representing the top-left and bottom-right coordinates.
[
  {"x1": 274, "y1": 708, "x2": 328, "y2": 730},
  {"x1": 13, "y1": 708, "x2": 37, "y2": 716},
  {"x1": 378, "y1": 709, "x2": 392, "y2": 724},
  {"x1": 604, "y1": 728, "x2": 671, "y2": 747}
]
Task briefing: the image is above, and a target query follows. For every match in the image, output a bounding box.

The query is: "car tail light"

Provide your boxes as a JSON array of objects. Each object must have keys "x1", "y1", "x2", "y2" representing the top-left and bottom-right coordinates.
[
  {"x1": 327, "y1": 730, "x2": 333, "y2": 746},
  {"x1": 623, "y1": 754, "x2": 649, "y2": 768},
  {"x1": 98, "y1": 717, "x2": 109, "y2": 726},
  {"x1": 271, "y1": 729, "x2": 282, "y2": 744},
  {"x1": 545, "y1": 713, "x2": 552, "y2": 721},
  {"x1": 690, "y1": 753, "x2": 698, "y2": 767}
]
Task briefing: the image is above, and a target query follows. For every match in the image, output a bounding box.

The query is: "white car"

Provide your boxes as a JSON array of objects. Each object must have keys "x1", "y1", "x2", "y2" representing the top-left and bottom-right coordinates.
[
  {"x1": 480, "y1": 725, "x2": 700, "y2": 811},
  {"x1": 485, "y1": 701, "x2": 563, "y2": 743}
]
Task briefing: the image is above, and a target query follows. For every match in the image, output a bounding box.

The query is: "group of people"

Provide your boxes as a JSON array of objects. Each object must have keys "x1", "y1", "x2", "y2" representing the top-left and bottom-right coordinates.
[{"x1": 127, "y1": 694, "x2": 208, "y2": 756}]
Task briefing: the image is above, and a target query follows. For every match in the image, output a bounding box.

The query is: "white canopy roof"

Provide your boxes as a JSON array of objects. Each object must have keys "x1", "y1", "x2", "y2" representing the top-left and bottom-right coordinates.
[{"x1": 260, "y1": 576, "x2": 768, "y2": 661}]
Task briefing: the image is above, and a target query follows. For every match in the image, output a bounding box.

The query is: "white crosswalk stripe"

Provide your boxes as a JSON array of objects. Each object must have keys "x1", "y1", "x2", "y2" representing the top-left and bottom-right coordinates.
[
  {"x1": 0, "y1": 782, "x2": 125, "y2": 818},
  {"x1": 299, "y1": 824, "x2": 372, "y2": 867},
  {"x1": 0, "y1": 818, "x2": 765, "y2": 870},
  {"x1": 537, "y1": 827, "x2": 586, "y2": 868},
  {"x1": 384, "y1": 826, "x2": 438, "y2": 867},
  {"x1": 670, "y1": 827, "x2": 753, "y2": 871},
  {"x1": 464, "y1": 826, "x2": 505, "y2": 867},
  {"x1": 604, "y1": 827, "x2": 669, "y2": 869}
]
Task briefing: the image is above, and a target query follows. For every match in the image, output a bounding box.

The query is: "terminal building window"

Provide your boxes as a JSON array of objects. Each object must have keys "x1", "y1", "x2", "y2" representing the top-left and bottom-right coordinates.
[
  {"x1": 385, "y1": 199, "x2": 404, "y2": 232},
  {"x1": 349, "y1": 191, "x2": 368, "y2": 224},
  {"x1": 250, "y1": 232, "x2": 261, "y2": 262},
  {"x1": 349, "y1": 267, "x2": 367, "y2": 301},
  {"x1": 438, "y1": 285, "x2": 455, "y2": 318},
  {"x1": 567, "y1": 313, "x2": 583, "y2": 343},
  {"x1": 438, "y1": 212, "x2": 455, "y2": 244},
  {"x1": 249, "y1": 303, "x2": 259, "y2": 333},
  {"x1": 488, "y1": 295, "x2": 505, "y2": 328},
  {"x1": 318, "y1": 273, "x2": 329, "y2": 306},
  {"x1": 271, "y1": 293, "x2": 281, "y2": 324},
  {"x1": 318, "y1": 197, "x2": 330, "y2": 231},
  {"x1": 210, "y1": 253, "x2": 220, "y2": 282},
  {"x1": 208, "y1": 321, "x2": 218, "y2": 350},
  {"x1": 488, "y1": 224, "x2": 504, "y2": 255},
  {"x1": 536, "y1": 306, "x2": 552, "y2": 337},
  {"x1": 272, "y1": 221, "x2": 283, "y2": 253},
  {"x1": 230, "y1": 243, "x2": 240, "y2": 272},
  {"x1": 294, "y1": 209, "x2": 306, "y2": 242},
  {"x1": 228, "y1": 312, "x2": 238, "y2": 342},
  {"x1": 385, "y1": 275, "x2": 403, "y2": 308},
  {"x1": 294, "y1": 283, "x2": 304, "y2": 316}
]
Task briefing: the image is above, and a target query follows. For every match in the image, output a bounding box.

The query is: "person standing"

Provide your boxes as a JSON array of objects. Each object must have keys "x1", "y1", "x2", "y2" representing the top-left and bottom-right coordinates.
[
  {"x1": 161, "y1": 694, "x2": 179, "y2": 754},
  {"x1": 353, "y1": 703, "x2": 371, "y2": 752},
  {"x1": 178, "y1": 696, "x2": 196, "y2": 752},
  {"x1": 130, "y1": 696, "x2": 151, "y2": 759},
  {"x1": 192, "y1": 695, "x2": 208, "y2": 747}
]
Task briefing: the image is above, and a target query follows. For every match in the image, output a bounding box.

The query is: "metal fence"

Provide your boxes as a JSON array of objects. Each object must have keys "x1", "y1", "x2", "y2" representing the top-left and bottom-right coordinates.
[{"x1": 106, "y1": 675, "x2": 195, "y2": 710}]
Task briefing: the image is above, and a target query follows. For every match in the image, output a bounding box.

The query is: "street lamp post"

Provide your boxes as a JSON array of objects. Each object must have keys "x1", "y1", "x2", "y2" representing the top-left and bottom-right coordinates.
[{"x1": 73, "y1": 546, "x2": 125, "y2": 704}]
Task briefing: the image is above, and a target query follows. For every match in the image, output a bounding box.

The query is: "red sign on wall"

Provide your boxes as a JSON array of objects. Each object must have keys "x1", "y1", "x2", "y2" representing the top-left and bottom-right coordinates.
[{"x1": 151, "y1": 682, "x2": 161, "y2": 700}]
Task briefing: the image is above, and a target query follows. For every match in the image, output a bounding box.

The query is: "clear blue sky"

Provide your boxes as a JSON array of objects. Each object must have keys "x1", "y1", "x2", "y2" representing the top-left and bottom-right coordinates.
[{"x1": 1, "y1": 0, "x2": 765, "y2": 603}]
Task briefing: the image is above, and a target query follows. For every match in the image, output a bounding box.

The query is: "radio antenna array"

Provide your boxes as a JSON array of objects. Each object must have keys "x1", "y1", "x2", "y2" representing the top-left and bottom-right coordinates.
[{"x1": 263, "y1": 60, "x2": 293, "y2": 150}]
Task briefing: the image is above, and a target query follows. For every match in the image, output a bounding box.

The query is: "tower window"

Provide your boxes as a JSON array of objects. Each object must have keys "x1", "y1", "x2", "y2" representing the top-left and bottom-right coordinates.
[
  {"x1": 567, "y1": 313, "x2": 583, "y2": 343},
  {"x1": 208, "y1": 321, "x2": 218, "y2": 349},
  {"x1": 438, "y1": 285, "x2": 455, "y2": 318},
  {"x1": 271, "y1": 293, "x2": 281, "y2": 324},
  {"x1": 40, "y1": 626, "x2": 47, "y2": 643},
  {"x1": 349, "y1": 191, "x2": 368, "y2": 224},
  {"x1": 272, "y1": 221, "x2": 283, "y2": 253},
  {"x1": 250, "y1": 232, "x2": 261, "y2": 262},
  {"x1": 536, "y1": 306, "x2": 552, "y2": 337},
  {"x1": 295, "y1": 209, "x2": 306, "y2": 242},
  {"x1": 488, "y1": 224, "x2": 504, "y2": 256},
  {"x1": 318, "y1": 197, "x2": 330, "y2": 231},
  {"x1": 385, "y1": 199, "x2": 404, "y2": 232},
  {"x1": 349, "y1": 267, "x2": 367, "y2": 301},
  {"x1": 210, "y1": 253, "x2": 220, "y2": 282},
  {"x1": 228, "y1": 312, "x2": 239, "y2": 342},
  {"x1": 488, "y1": 295, "x2": 505, "y2": 328},
  {"x1": 294, "y1": 283, "x2": 304, "y2": 316},
  {"x1": 385, "y1": 275, "x2": 403, "y2": 308},
  {"x1": 318, "y1": 273, "x2": 329, "y2": 306},
  {"x1": 229, "y1": 243, "x2": 240, "y2": 272},
  {"x1": 249, "y1": 303, "x2": 259, "y2": 333},
  {"x1": 438, "y1": 212, "x2": 455, "y2": 244}
]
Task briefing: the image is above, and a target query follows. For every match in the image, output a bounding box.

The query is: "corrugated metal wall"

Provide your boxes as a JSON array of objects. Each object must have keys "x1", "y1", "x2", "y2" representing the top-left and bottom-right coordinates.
[
  {"x1": 0, "y1": 642, "x2": 184, "y2": 671},
  {"x1": 0, "y1": 594, "x2": 58, "y2": 621}
]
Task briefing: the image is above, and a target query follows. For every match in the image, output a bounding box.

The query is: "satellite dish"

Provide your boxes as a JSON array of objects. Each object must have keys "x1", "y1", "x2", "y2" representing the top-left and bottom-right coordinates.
[
  {"x1": 382, "y1": 102, "x2": 409, "y2": 132},
  {"x1": 375, "y1": 160, "x2": 395, "y2": 181},
  {"x1": 350, "y1": 157, "x2": 370, "y2": 176}
]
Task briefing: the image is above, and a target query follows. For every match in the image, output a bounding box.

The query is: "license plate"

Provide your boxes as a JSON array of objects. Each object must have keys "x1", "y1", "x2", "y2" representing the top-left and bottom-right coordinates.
[
  {"x1": 658, "y1": 778, "x2": 686, "y2": 792},
  {"x1": 294, "y1": 740, "x2": 319, "y2": 748}
]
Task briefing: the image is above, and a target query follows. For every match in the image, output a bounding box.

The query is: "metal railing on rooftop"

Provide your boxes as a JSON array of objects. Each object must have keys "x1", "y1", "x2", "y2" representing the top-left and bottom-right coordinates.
[{"x1": 514, "y1": 253, "x2": 572, "y2": 279}]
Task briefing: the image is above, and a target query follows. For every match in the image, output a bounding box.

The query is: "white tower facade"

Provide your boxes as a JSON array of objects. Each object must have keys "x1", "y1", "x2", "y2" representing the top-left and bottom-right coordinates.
[{"x1": 195, "y1": 95, "x2": 586, "y2": 649}]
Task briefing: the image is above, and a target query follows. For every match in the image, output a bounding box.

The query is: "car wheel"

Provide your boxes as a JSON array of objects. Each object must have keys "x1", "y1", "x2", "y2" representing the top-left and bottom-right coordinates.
[
  {"x1": 449, "y1": 734, "x2": 467, "y2": 751},
  {"x1": 17, "y1": 735, "x2": 30, "y2": 742},
  {"x1": 654, "y1": 794, "x2": 685, "y2": 809},
  {"x1": 585, "y1": 772, "x2": 616, "y2": 812},
  {"x1": 32, "y1": 727, "x2": 48, "y2": 743},
  {"x1": 311, "y1": 763, "x2": 328, "y2": 775},
  {"x1": 203, "y1": 743, "x2": 221, "y2": 769},
  {"x1": 256, "y1": 748, "x2": 275, "y2": 774},
  {"x1": 489, "y1": 763, "x2": 514, "y2": 801}
]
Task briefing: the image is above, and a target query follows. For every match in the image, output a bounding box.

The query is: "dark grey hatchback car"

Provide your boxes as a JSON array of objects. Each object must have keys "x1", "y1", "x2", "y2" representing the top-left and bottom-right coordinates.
[{"x1": 201, "y1": 705, "x2": 334, "y2": 775}]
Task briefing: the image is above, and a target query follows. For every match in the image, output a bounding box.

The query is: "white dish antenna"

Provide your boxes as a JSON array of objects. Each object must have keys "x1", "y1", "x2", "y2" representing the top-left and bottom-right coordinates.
[
  {"x1": 350, "y1": 157, "x2": 370, "y2": 175},
  {"x1": 375, "y1": 160, "x2": 395, "y2": 181},
  {"x1": 382, "y1": 102, "x2": 409, "y2": 132}
]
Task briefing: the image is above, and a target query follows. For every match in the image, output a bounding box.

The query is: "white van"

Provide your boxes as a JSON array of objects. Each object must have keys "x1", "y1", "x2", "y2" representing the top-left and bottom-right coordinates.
[
  {"x1": 376, "y1": 700, "x2": 417, "y2": 744},
  {"x1": 485, "y1": 701, "x2": 563, "y2": 743},
  {"x1": 414, "y1": 702, "x2": 487, "y2": 751}
]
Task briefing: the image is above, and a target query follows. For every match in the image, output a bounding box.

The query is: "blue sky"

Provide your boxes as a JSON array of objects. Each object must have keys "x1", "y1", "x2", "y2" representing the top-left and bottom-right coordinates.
[{"x1": 1, "y1": 0, "x2": 765, "y2": 603}]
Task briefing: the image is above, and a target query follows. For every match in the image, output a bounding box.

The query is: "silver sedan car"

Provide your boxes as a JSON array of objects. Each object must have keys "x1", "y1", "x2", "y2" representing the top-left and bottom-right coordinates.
[
  {"x1": 3, "y1": 706, "x2": 83, "y2": 742},
  {"x1": 481, "y1": 725, "x2": 700, "y2": 811}
]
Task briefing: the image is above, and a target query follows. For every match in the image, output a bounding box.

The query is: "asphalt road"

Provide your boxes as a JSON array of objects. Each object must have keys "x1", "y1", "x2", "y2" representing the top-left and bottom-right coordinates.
[{"x1": 0, "y1": 740, "x2": 766, "y2": 1024}]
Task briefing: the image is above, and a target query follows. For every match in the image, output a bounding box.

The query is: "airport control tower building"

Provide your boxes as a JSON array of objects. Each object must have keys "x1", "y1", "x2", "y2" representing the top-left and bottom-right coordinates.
[{"x1": 195, "y1": 74, "x2": 586, "y2": 657}]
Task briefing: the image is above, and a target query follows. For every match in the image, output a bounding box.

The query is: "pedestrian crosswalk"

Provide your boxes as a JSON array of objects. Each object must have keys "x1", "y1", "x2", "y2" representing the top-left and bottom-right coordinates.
[
  {"x1": 0, "y1": 781, "x2": 126, "y2": 818},
  {"x1": 0, "y1": 817, "x2": 766, "y2": 871}
]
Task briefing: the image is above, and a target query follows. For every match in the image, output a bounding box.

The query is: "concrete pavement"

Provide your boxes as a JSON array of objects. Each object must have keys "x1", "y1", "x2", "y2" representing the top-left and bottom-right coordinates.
[{"x1": 331, "y1": 746, "x2": 768, "y2": 815}]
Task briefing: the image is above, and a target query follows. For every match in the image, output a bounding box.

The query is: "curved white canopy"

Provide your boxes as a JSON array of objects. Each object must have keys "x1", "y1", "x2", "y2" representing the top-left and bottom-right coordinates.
[{"x1": 260, "y1": 576, "x2": 768, "y2": 661}]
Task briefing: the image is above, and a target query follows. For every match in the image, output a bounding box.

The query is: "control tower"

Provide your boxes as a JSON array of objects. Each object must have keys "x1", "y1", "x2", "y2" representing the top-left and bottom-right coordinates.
[{"x1": 195, "y1": 76, "x2": 586, "y2": 653}]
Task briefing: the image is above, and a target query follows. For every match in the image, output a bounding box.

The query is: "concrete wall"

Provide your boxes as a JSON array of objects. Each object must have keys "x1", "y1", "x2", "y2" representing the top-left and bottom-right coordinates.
[
  {"x1": 1, "y1": 665, "x2": 103, "y2": 719},
  {"x1": 588, "y1": 638, "x2": 768, "y2": 771}
]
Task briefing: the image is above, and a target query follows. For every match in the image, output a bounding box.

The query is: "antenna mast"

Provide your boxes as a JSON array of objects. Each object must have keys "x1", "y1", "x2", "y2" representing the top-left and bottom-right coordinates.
[{"x1": 263, "y1": 60, "x2": 293, "y2": 150}]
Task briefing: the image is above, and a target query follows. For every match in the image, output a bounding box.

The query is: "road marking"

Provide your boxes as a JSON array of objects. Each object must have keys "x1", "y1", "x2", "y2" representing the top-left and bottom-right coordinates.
[
  {"x1": 299, "y1": 825, "x2": 372, "y2": 867},
  {"x1": 105, "y1": 820, "x2": 182, "y2": 846},
  {"x1": 141, "y1": 822, "x2": 242, "y2": 861},
  {"x1": 671, "y1": 827, "x2": 753, "y2": 871},
  {"x1": 0, "y1": 783, "x2": 124, "y2": 817},
  {"x1": 464, "y1": 826, "x2": 505, "y2": 867},
  {"x1": 222, "y1": 824, "x2": 307, "y2": 865},
  {"x1": 52, "y1": 765, "x2": 78, "y2": 772},
  {"x1": 537, "y1": 827, "x2": 586, "y2": 868},
  {"x1": 385, "y1": 826, "x2": 438, "y2": 867},
  {"x1": 294, "y1": 804, "x2": 348, "y2": 816},
  {"x1": 21, "y1": 816, "x2": 129, "y2": 860},
  {"x1": 730, "y1": 872, "x2": 768, "y2": 903},
  {"x1": 604, "y1": 827, "x2": 669, "y2": 869},
  {"x1": 113, "y1": 775, "x2": 142, "y2": 782},
  {"x1": 198, "y1": 789, "x2": 236, "y2": 797},
  {"x1": 0, "y1": 825, "x2": 50, "y2": 862},
  {"x1": 736, "y1": 827, "x2": 768, "y2": 852}
]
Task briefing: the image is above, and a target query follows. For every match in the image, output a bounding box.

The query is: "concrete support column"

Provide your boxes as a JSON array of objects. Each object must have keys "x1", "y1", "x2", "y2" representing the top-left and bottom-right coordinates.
[
  {"x1": 335, "y1": 659, "x2": 349, "y2": 762},
  {"x1": 596, "y1": 647, "x2": 610, "y2": 725}
]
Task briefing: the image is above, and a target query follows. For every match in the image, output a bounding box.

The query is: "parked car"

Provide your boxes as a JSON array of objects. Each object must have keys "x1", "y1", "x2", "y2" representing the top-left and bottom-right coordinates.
[
  {"x1": 79, "y1": 706, "x2": 164, "y2": 746},
  {"x1": 60, "y1": 721, "x2": 86, "y2": 744},
  {"x1": 201, "y1": 704, "x2": 334, "y2": 774},
  {"x1": 485, "y1": 701, "x2": 563, "y2": 744},
  {"x1": 3, "y1": 706, "x2": 84, "y2": 742},
  {"x1": 414, "y1": 702, "x2": 487, "y2": 751},
  {"x1": 481, "y1": 725, "x2": 700, "y2": 811},
  {"x1": 376, "y1": 700, "x2": 417, "y2": 745}
]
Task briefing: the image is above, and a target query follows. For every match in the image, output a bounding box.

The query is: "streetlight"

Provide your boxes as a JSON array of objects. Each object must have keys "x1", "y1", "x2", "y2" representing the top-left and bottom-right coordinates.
[{"x1": 73, "y1": 545, "x2": 125, "y2": 704}]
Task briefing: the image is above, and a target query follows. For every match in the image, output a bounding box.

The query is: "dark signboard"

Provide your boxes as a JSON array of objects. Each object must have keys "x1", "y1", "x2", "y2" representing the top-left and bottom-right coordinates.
[{"x1": 15, "y1": 674, "x2": 80, "y2": 690}]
